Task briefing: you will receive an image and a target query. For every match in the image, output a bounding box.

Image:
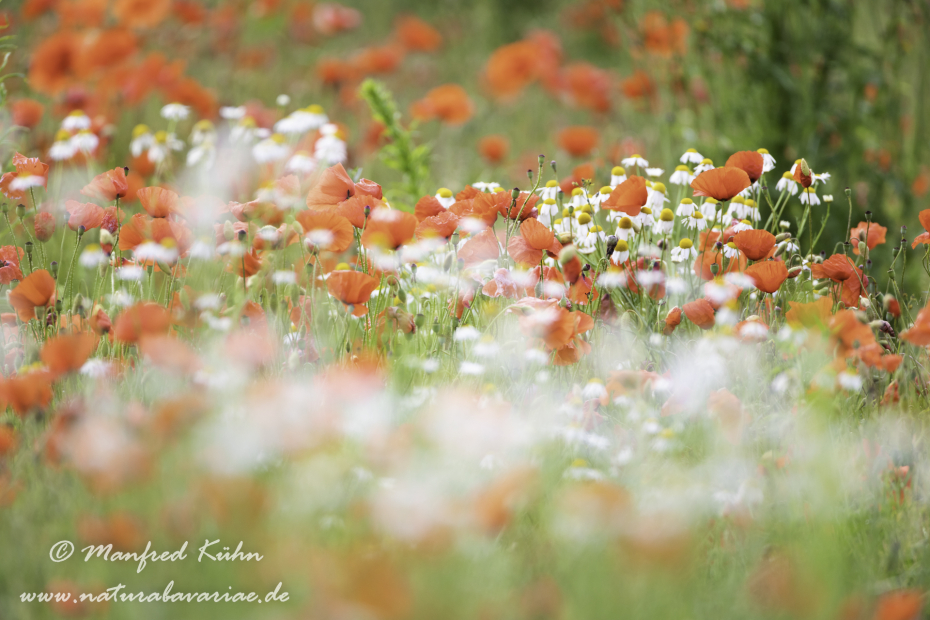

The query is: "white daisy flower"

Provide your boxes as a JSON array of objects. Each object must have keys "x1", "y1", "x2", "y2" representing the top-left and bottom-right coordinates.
[
  {"x1": 609, "y1": 166, "x2": 627, "y2": 187},
  {"x1": 799, "y1": 188, "x2": 821, "y2": 206},
  {"x1": 775, "y1": 172, "x2": 799, "y2": 195},
  {"x1": 61, "y1": 110, "x2": 91, "y2": 131},
  {"x1": 285, "y1": 151, "x2": 317, "y2": 175},
  {"x1": 692, "y1": 158, "x2": 715, "y2": 175},
  {"x1": 253, "y1": 133, "x2": 290, "y2": 164},
  {"x1": 685, "y1": 211, "x2": 707, "y2": 230},
  {"x1": 621, "y1": 154, "x2": 649, "y2": 168},
  {"x1": 757, "y1": 148, "x2": 776, "y2": 172},
  {"x1": 313, "y1": 123, "x2": 347, "y2": 164},
  {"x1": 435, "y1": 188, "x2": 456, "y2": 208},
  {"x1": 676, "y1": 198, "x2": 697, "y2": 217},
  {"x1": 161, "y1": 103, "x2": 191, "y2": 121},
  {"x1": 671, "y1": 238, "x2": 697, "y2": 262},
  {"x1": 645, "y1": 167, "x2": 664, "y2": 178},
  {"x1": 130, "y1": 124, "x2": 155, "y2": 158},
  {"x1": 669, "y1": 165, "x2": 693, "y2": 186},
  {"x1": 680, "y1": 148, "x2": 704, "y2": 164}
]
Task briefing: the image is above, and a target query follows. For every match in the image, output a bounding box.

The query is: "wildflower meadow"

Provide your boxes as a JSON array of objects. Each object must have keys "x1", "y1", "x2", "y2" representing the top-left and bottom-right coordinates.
[{"x1": 2, "y1": 0, "x2": 930, "y2": 619}]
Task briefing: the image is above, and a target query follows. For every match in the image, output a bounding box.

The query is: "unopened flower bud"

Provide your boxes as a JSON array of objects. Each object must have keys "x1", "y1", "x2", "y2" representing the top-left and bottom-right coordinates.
[
  {"x1": 775, "y1": 232, "x2": 791, "y2": 242},
  {"x1": 557, "y1": 232, "x2": 572, "y2": 244},
  {"x1": 34, "y1": 212, "x2": 56, "y2": 242},
  {"x1": 558, "y1": 245, "x2": 577, "y2": 265},
  {"x1": 858, "y1": 241, "x2": 866, "y2": 255},
  {"x1": 774, "y1": 243, "x2": 788, "y2": 257},
  {"x1": 710, "y1": 263, "x2": 719, "y2": 275},
  {"x1": 15, "y1": 204, "x2": 26, "y2": 220},
  {"x1": 605, "y1": 235, "x2": 618, "y2": 258},
  {"x1": 223, "y1": 220, "x2": 235, "y2": 241},
  {"x1": 787, "y1": 266, "x2": 803, "y2": 278}
]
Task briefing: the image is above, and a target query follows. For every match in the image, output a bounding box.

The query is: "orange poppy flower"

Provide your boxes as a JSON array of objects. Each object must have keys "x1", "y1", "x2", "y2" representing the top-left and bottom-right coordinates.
[
  {"x1": 11, "y1": 99, "x2": 45, "y2": 128},
  {"x1": 473, "y1": 190, "x2": 538, "y2": 221},
  {"x1": 34, "y1": 212, "x2": 56, "y2": 242},
  {"x1": 620, "y1": 70, "x2": 655, "y2": 99},
  {"x1": 663, "y1": 306, "x2": 682, "y2": 335},
  {"x1": 0, "y1": 153, "x2": 50, "y2": 202},
  {"x1": 395, "y1": 15, "x2": 442, "y2": 52},
  {"x1": 326, "y1": 270, "x2": 379, "y2": 316},
  {"x1": 484, "y1": 40, "x2": 541, "y2": 99},
  {"x1": 230, "y1": 248, "x2": 263, "y2": 278},
  {"x1": 901, "y1": 302, "x2": 930, "y2": 347},
  {"x1": 27, "y1": 31, "x2": 79, "y2": 95},
  {"x1": 306, "y1": 163, "x2": 383, "y2": 210},
  {"x1": 725, "y1": 151, "x2": 764, "y2": 183},
  {"x1": 745, "y1": 260, "x2": 788, "y2": 293},
  {"x1": 415, "y1": 212, "x2": 460, "y2": 241},
  {"x1": 510, "y1": 298, "x2": 577, "y2": 350},
  {"x1": 557, "y1": 126, "x2": 599, "y2": 157},
  {"x1": 733, "y1": 229, "x2": 776, "y2": 261},
  {"x1": 65, "y1": 201, "x2": 105, "y2": 232},
  {"x1": 82, "y1": 168, "x2": 130, "y2": 202},
  {"x1": 810, "y1": 253, "x2": 856, "y2": 282},
  {"x1": 0, "y1": 246, "x2": 24, "y2": 285},
  {"x1": 352, "y1": 44, "x2": 406, "y2": 75},
  {"x1": 478, "y1": 135, "x2": 509, "y2": 165},
  {"x1": 849, "y1": 221, "x2": 887, "y2": 255},
  {"x1": 118, "y1": 214, "x2": 192, "y2": 254},
  {"x1": 40, "y1": 333, "x2": 97, "y2": 376},
  {"x1": 872, "y1": 590, "x2": 923, "y2": 620},
  {"x1": 560, "y1": 62, "x2": 612, "y2": 113},
  {"x1": 691, "y1": 167, "x2": 752, "y2": 201},
  {"x1": 415, "y1": 195, "x2": 446, "y2": 222},
  {"x1": 1, "y1": 371, "x2": 54, "y2": 416},
  {"x1": 683, "y1": 298, "x2": 715, "y2": 330},
  {"x1": 9, "y1": 269, "x2": 56, "y2": 321},
  {"x1": 113, "y1": 0, "x2": 172, "y2": 29},
  {"x1": 602, "y1": 176, "x2": 648, "y2": 216},
  {"x1": 317, "y1": 57, "x2": 358, "y2": 86},
  {"x1": 912, "y1": 209, "x2": 930, "y2": 248},
  {"x1": 137, "y1": 187, "x2": 179, "y2": 218},
  {"x1": 296, "y1": 210, "x2": 354, "y2": 253},
  {"x1": 458, "y1": 229, "x2": 501, "y2": 265},
  {"x1": 332, "y1": 194, "x2": 380, "y2": 229},
  {"x1": 509, "y1": 218, "x2": 561, "y2": 265},
  {"x1": 410, "y1": 84, "x2": 474, "y2": 125},
  {"x1": 361, "y1": 209, "x2": 417, "y2": 250},
  {"x1": 113, "y1": 302, "x2": 172, "y2": 343}
]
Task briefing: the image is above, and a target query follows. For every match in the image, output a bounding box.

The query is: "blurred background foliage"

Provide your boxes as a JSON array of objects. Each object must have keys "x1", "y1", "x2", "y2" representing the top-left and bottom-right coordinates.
[{"x1": 3, "y1": 0, "x2": 930, "y2": 246}]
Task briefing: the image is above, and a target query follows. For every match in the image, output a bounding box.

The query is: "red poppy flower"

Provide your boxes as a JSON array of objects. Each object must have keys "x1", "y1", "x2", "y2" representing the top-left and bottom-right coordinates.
[
  {"x1": 40, "y1": 333, "x2": 97, "y2": 376},
  {"x1": 683, "y1": 298, "x2": 715, "y2": 329},
  {"x1": 82, "y1": 168, "x2": 130, "y2": 202},
  {"x1": 691, "y1": 167, "x2": 752, "y2": 201},
  {"x1": 113, "y1": 0, "x2": 172, "y2": 29},
  {"x1": 306, "y1": 163, "x2": 383, "y2": 210},
  {"x1": 361, "y1": 209, "x2": 417, "y2": 250},
  {"x1": 557, "y1": 126, "x2": 599, "y2": 157},
  {"x1": 415, "y1": 212, "x2": 460, "y2": 241},
  {"x1": 11, "y1": 99, "x2": 45, "y2": 128},
  {"x1": 9, "y1": 269, "x2": 57, "y2": 321},
  {"x1": 65, "y1": 201, "x2": 105, "y2": 232},
  {"x1": 137, "y1": 187, "x2": 180, "y2": 218},
  {"x1": 410, "y1": 84, "x2": 475, "y2": 125},
  {"x1": 484, "y1": 41, "x2": 541, "y2": 100},
  {"x1": 415, "y1": 195, "x2": 446, "y2": 222},
  {"x1": 326, "y1": 270, "x2": 379, "y2": 316},
  {"x1": 663, "y1": 307, "x2": 682, "y2": 335},
  {"x1": 849, "y1": 221, "x2": 887, "y2": 255},
  {"x1": 296, "y1": 210, "x2": 354, "y2": 253},
  {"x1": 0, "y1": 246, "x2": 24, "y2": 285},
  {"x1": 478, "y1": 135, "x2": 509, "y2": 165},
  {"x1": 745, "y1": 260, "x2": 788, "y2": 294},
  {"x1": 733, "y1": 229, "x2": 776, "y2": 261},
  {"x1": 810, "y1": 253, "x2": 856, "y2": 282},
  {"x1": 725, "y1": 151, "x2": 765, "y2": 183},
  {"x1": 395, "y1": 15, "x2": 442, "y2": 52},
  {"x1": 458, "y1": 229, "x2": 501, "y2": 265},
  {"x1": 602, "y1": 176, "x2": 648, "y2": 216},
  {"x1": 113, "y1": 302, "x2": 172, "y2": 343}
]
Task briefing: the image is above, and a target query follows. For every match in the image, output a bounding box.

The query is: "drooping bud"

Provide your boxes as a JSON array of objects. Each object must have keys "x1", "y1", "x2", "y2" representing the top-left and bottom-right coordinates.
[
  {"x1": 775, "y1": 232, "x2": 791, "y2": 242},
  {"x1": 605, "y1": 235, "x2": 618, "y2": 258},
  {"x1": 223, "y1": 220, "x2": 235, "y2": 241},
  {"x1": 858, "y1": 241, "x2": 867, "y2": 255},
  {"x1": 787, "y1": 266, "x2": 803, "y2": 279},
  {"x1": 34, "y1": 212, "x2": 56, "y2": 242},
  {"x1": 558, "y1": 245, "x2": 578, "y2": 266}
]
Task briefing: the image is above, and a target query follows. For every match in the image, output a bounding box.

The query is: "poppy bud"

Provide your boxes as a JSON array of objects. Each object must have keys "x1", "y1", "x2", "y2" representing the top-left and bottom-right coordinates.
[
  {"x1": 292, "y1": 221, "x2": 304, "y2": 236},
  {"x1": 775, "y1": 232, "x2": 791, "y2": 242},
  {"x1": 787, "y1": 266, "x2": 803, "y2": 278},
  {"x1": 858, "y1": 241, "x2": 867, "y2": 255},
  {"x1": 100, "y1": 228, "x2": 114, "y2": 247},
  {"x1": 550, "y1": 160, "x2": 557, "y2": 174},
  {"x1": 223, "y1": 220, "x2": 235, "y2": 241},
  {"x1": 710, "y1": 263, "x2": 719, "y2": 275},
  {"x1": 414, "y1": 314, "x2": 426, "y2": 328},
  {"x1": 857, "y1": 229, "x2": 867, "y2": 242},
  {"x1": 557, "y1": 232, "x2": 572, "y2": 244},
  {"x1": 605, "y1": 235, "x2": 618, "y2": 258},
  {"x1": 16, "y1": 204, "x2": 26, "y2": 220},
  {"x1": 396, "y1": 287, "x2": 407, "y2": 303},
  {"x1": 34, "y1": 212, "x2": 56, "y2": 242},
  {"x1": 558, "y1": 245, "x2": 577, "y2": 266},
  {"x1": 774, "y1": 243, "x2": 788, "y2": 258}
]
